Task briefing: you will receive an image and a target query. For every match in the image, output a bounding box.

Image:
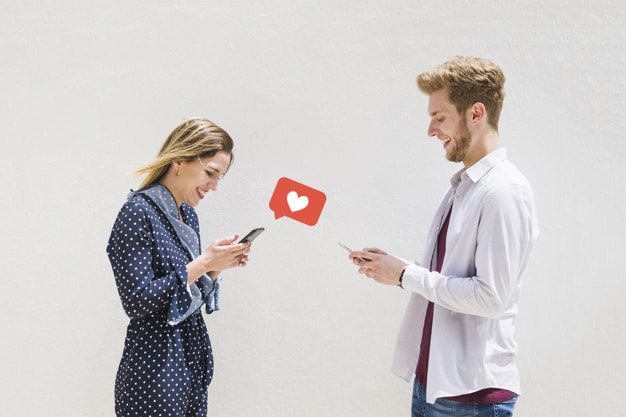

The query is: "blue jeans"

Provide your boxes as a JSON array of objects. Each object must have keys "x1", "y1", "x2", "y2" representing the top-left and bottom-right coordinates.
[{"x1": 412, "y1": 380, "x2": 517, "y2": 417}]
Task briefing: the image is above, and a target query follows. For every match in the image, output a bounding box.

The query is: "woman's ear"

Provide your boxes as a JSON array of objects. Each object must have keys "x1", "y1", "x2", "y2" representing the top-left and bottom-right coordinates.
[{"x1": 172, "y1": 159, "x2": 183, "y2": 176}]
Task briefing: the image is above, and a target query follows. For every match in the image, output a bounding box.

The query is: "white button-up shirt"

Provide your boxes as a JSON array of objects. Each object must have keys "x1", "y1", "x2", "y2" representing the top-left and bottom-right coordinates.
[{"x1": 391, "y1": 148, "x2": 539, "y2": 403}]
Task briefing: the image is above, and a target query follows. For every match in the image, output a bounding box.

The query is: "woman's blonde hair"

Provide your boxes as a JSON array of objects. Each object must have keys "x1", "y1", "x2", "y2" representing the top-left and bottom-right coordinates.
[
  {"x1": 135, "y1": 118, "x2": 234, "y2": 189},
  {"x1": 417, "y1": 56, "x2": 506, "y2": 130}
]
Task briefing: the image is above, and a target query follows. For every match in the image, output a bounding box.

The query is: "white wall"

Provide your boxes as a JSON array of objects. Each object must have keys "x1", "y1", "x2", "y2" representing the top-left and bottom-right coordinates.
[{"x1": 1, "y1": 1, "x2": 624, "y2": 416}]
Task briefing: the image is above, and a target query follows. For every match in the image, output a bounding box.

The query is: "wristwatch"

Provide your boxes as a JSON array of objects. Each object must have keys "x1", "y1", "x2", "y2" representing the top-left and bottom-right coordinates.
[{"x1": 398, "y1": 268, "x2": 406, "y2": 288}]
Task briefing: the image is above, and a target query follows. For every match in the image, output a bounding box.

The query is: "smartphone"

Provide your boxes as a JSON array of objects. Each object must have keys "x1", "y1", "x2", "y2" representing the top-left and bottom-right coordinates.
[
  {"x1": 238, "y1": 227, "x2": 265, "y2": 243},
  {"x1": 338, "y1": 242, "x2": 370, "y2": 261}
]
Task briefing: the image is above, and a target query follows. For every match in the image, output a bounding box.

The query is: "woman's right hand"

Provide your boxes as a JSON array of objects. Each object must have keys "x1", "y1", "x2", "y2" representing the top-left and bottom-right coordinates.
[{"x1": 186, "y1": 235, "x2": 251, "y2": 284}]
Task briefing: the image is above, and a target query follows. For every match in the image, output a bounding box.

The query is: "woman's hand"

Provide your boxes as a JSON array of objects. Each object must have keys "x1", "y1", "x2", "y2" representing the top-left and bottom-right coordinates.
[{"x1": 187, "y1": 235, "x2": 251, "y2": 284}]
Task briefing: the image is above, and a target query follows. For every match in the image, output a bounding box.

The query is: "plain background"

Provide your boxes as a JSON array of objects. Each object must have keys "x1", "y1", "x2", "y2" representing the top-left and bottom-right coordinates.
[{"x1": 2, "y1": 1, "x2": 624, "y2": 416}]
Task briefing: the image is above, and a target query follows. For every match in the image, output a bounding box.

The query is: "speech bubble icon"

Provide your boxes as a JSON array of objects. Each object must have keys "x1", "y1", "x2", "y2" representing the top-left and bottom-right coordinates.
[{"x1": 269, "y1": 177, "x2": 327, "y2": 226}]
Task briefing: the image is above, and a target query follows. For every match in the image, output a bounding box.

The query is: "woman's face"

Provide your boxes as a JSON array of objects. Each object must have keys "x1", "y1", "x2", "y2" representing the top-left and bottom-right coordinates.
[{"x1": 172, "y1": 150, "x2": 231, "y2": 207}]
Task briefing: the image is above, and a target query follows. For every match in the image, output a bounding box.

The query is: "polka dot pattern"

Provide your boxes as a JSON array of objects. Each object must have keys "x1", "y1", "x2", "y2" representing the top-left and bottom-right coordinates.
[{"x1": 107, "y1": 185, "x2": 215, "y2": 417}]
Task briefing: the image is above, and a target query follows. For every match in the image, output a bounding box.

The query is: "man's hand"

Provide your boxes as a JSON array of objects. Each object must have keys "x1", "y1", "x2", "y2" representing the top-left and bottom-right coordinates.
[{"x1": 348, "y1": 247, "x2": 408, "y2": 286}]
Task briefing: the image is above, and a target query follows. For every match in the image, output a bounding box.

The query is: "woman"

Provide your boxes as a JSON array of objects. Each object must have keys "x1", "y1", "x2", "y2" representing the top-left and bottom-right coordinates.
[{"x1": 107, "y1": 118, "x2": 251, "y2": 417}]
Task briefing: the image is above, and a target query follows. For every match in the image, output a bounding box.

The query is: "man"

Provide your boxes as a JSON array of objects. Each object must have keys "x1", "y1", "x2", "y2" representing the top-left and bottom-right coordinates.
[{"x1": 348, "y1": 56, "x2": 538, "y2": 417}]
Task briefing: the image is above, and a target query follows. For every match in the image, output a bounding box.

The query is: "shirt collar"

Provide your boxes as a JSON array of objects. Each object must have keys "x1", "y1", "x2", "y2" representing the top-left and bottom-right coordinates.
[
  {"x1": 129, "y1": 183, "x2": 195, "y2": 220},
  {"x1": 450, "y1": 147, "x2": 507, "y2": 187},
  {"x1": 130, "y1": 184, "x2": 179, "y2": 219}
]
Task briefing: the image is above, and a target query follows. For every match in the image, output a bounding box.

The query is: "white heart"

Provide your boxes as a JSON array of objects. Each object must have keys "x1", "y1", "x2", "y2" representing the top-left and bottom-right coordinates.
[{"x1": 287, "y1": 191, "x2": 309, "y2": 212}]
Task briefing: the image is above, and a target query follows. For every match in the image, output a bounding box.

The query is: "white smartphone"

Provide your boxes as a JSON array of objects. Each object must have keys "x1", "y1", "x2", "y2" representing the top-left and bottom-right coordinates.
[{"x1": 338, "y1": 242, "x2": 370, "y2": 261}]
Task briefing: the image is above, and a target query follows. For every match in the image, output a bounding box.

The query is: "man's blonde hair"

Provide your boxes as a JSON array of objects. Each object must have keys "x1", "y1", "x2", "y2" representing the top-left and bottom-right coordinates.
[
  {"x1": 417, "y1": 56, "x2": 506, "y2": 129},
  {"x1": 135, "y1": 118, "x2": 234, "y2": 189}
]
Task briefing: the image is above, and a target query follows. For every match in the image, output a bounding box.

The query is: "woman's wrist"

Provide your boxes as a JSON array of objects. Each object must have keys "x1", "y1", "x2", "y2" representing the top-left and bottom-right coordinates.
[{"x1": 186, "y1": 257, "x2": 208, "y2": 284}]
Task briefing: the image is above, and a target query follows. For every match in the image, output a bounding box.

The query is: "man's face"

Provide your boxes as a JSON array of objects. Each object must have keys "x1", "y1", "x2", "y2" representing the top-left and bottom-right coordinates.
[{"x1": 426, "y1": 88, "x2": 472, "y2": 165}]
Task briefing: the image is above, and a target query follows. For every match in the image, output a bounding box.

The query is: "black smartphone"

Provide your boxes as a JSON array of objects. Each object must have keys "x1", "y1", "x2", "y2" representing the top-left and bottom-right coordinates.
[{"x1": 238, "y1": 227, "x2": 265, "y2": 243}]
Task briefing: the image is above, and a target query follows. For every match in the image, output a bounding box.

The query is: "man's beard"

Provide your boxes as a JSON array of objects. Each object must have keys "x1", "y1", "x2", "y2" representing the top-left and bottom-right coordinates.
[{"x1": 446, "y1": 120, "x2": 471, "y2": 163}]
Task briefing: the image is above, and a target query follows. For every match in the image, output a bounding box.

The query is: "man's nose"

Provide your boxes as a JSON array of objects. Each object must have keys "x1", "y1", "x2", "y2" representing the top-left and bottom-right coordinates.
[{"x1": 427, "y1": 121, "x2": 438, "y2": 137}]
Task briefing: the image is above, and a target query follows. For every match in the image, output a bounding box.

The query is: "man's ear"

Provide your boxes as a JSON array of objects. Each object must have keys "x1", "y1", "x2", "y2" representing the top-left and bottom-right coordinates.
[{"x1": 468, "y1": 102, "x2": 487, "y2": 125}]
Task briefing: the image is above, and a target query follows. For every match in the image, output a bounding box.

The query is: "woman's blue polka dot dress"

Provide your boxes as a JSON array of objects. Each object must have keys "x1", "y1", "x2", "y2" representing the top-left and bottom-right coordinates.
[{"x1": 107, "y1": 185, "x2": 218, "y2": 417}]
